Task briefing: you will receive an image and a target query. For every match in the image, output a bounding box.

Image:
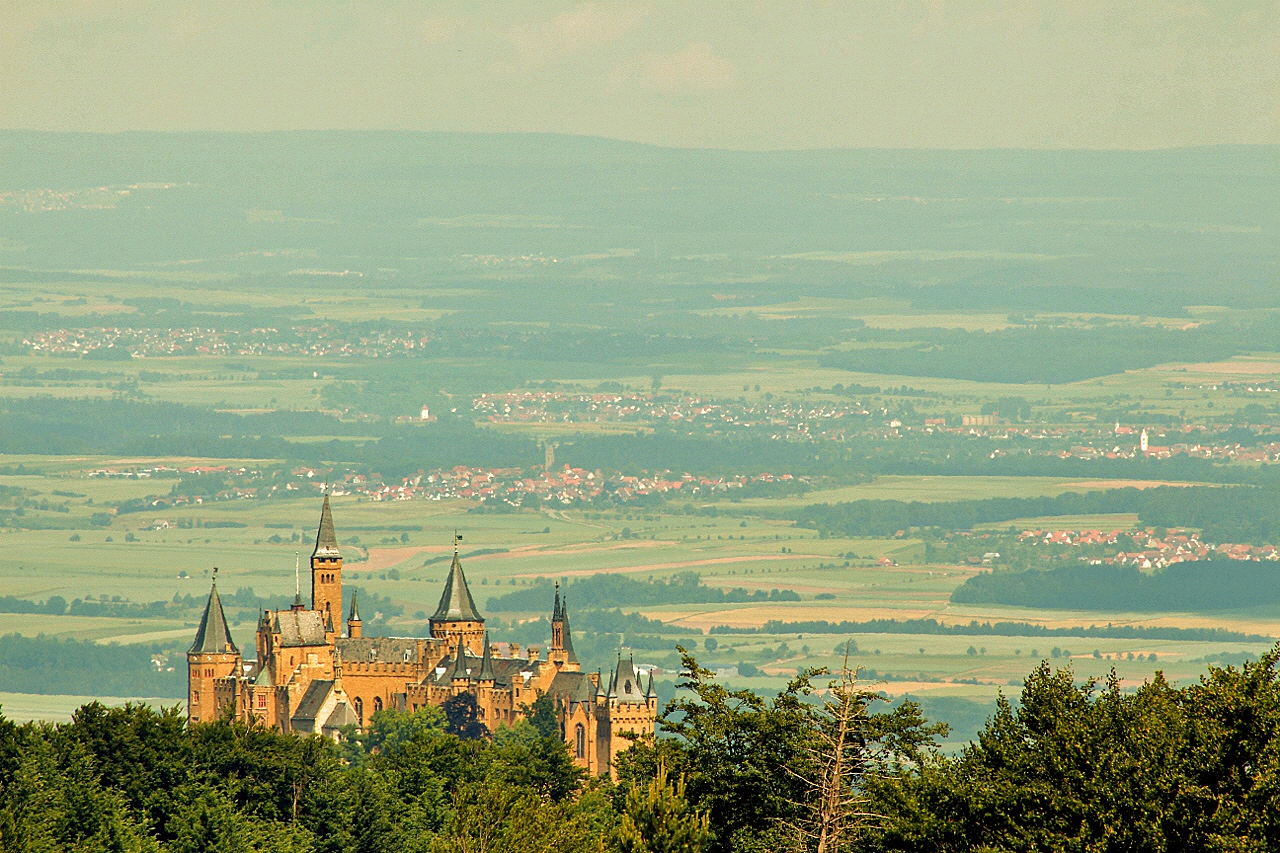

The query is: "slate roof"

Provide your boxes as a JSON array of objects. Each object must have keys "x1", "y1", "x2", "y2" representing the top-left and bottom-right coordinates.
[
  {"x1": 190, "y1": 578, "x2": 238, "y2": 655},
  {"x1": 312, "y1": 494, "x2": 340, "y2": 558},
  {"x1": 347, "y1": 590, "x2": 361, "y2": 622},
  {"x1": 431, "y1": 552, "x2": 484, "y2": 623},
  {"x1": 275, "y1": 609, "x2": 328, "y2": 647},
  {"x1": 323, "y1": 699, "x2": 359, "y2": 730},
  {"x1": 548, "y1": 670, "x2": 596, "y2": 709},
  {"x1": 290, "y1": 679, "x2": 335, "y2": 731},
  {"x1": 336, "y1": 636, "x2": 423, "y2": 663}
]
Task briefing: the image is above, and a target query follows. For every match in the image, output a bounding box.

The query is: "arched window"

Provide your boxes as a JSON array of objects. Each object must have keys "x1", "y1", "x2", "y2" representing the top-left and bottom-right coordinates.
[
  {"x1": 373, "y1": 696, "x2": 383, "y2": 713},
  {"x1": 354, "y1": 697, "x2": 363, "y2": 723},
  {"x1": 574, "y1": 724, "x2": 586, "y2": 759}
]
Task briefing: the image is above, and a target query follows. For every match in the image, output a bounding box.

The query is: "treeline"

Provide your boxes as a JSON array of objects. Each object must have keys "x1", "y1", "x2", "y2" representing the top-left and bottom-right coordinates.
[
  {"x1": 9, "y1": 647, "x2": 1280, "y2": 851},
  {"x1": 817, "y1": 323, "x2": 1241, "y2": 384},
  {"x1": 0, "y1": 697, "x2": 688, "y2": 852},
  {"x1": 866, "y1": 651, "x2": 1280, "y2": 851},
  {"x1": 485, "y1": 572, "x2": 800, "y2": 612},
  {"x1": 795, "y1": 485, "x2": 1280, "y2": 543},
  {"x1": 0, "y1": 634, "x2": 184, "y2": 697},
  {"x1": 952, "y1": 557, "x2": 1280, "y2": 612},
  {"x1": 0, "y1": 396, "x2": 546, "y2": 473},
  {"x1": 708, "y1": 617, "x2": 1269, "y2": 643}
]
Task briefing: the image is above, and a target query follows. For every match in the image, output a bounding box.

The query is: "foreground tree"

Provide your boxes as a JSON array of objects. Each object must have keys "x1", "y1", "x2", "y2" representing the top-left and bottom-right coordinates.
[
  {"x1": 866, "y1": 648, "x2": 1280, "y2": 852},
  {"x1": 617, "y1": 762, "x2": 710, "y2": 853}
]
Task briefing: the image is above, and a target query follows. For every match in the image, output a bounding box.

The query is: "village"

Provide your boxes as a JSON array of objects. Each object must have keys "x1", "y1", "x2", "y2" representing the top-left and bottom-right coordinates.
[
  {"x1": 91, "y1": 461, "x2": 806, "y2": 515},
  {"x1": 962, "y1": 526, "x2": 1280, "y2": 568}
]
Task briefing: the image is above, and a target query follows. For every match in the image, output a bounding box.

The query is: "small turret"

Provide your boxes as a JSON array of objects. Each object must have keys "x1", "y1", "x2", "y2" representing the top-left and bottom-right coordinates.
[
  {"x1": 448, "y1": 639, "x2": 472, "y2": 684},
  {"x1": 347, "y1": 590, "x2": 362, "y2": 639},
  {"x1": 476, "y1": 633, "x2": 496, "y2": 683}
]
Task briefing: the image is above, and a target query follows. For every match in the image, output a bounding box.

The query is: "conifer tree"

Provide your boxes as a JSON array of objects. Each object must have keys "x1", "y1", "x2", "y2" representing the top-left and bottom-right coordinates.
[{"x1": 617, "y1": 763, "x2": 710, "y2": 853}]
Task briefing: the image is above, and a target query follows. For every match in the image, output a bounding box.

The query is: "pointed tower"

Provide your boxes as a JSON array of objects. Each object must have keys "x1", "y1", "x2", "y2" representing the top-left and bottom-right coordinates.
[
  {"x1": 429, "y1": 536, "x2": 485, "y2": 656},
  {"x1": 548, "y1": 582, "x2": 580, "y2": 670},
  {"x1": 347, "y1": 590, "x2": 362, "y2": 639},
  {"x1": 187, "y1": 569, "x2": 242, "y2": 724},
  {"x1": 310, "y1": 493, "x2": 343, "y2": 623}
]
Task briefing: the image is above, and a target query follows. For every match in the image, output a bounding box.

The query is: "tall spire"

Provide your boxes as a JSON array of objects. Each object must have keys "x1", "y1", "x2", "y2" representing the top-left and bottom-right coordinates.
[
  {"x1": 293, "y1": 552, "x2": 303, "y2": 608},
  {"x1": 560, "y1": 594, "x2": 578, "y2": 663},
  {"x1": 190, "y1": 569, "x2": 238, "y2": 655},
  {"x1": 431, "y1": 544, "x2": 484, "y2": 623},
  {"x1": 552, "y1": 581, "x2": 563, "y2": 620},
  {"x1": 312, "y1": 492, "x2": 340, "y2": 558},
  {"x1": 348, "y1": 590, "x2": 361, "y2": 623}
]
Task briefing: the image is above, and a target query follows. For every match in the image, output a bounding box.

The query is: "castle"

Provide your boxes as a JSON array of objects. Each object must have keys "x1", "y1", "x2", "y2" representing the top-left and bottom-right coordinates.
[{"x1": 187, "y1": 495, "x2": 657, "y2": 777}]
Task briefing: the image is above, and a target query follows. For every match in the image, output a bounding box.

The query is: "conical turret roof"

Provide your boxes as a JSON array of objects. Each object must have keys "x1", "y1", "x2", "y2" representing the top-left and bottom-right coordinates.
[
  {"x1": 190, "y1": 573, "x2": 238, "y2": 655},
  {"x1": 347, "y1": 590, "x2": 361, "y2": 622},
  {"x1": 431, "y1": 550, "x2": 484, "y2": 623},
  {"x1": 311, "y1": 493, "x2": 340, "y2": 558}
]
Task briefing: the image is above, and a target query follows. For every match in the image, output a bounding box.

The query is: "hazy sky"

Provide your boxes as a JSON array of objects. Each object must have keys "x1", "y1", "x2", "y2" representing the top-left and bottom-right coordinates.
[{"x1": 3, "y1": 1, "x2": 1277, "y2": 149}]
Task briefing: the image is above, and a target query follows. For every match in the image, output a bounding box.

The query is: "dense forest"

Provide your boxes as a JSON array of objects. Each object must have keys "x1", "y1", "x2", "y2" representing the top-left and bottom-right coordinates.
[
  {"x1": 953, "y1": 557, "x2": 1280, "y2": 612},
  {"x1": 7, "y1": 649, "x2": 1280, "y2": 851}
]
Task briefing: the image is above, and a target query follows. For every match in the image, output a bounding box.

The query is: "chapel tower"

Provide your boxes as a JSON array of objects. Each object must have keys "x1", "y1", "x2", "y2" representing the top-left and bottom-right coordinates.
[{"x1": 547, "y1": 582, "x2": 579, "y2": 670}]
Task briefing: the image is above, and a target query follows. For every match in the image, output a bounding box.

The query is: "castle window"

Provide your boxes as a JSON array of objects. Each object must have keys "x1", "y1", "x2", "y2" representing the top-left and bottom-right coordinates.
[
  {"x1": 374, "y1": 696, "x2": 383, "y2": 713},
  {"x1": 354, "y1": 697, "x2": 363, "y2": 723},
  {"x1": 257, "y1": 694, "x2": 266, "y2": 709},
  {"x1": 192, "y1": 690, "x2": 199, "y2": 703},
  {"x1": 575, "y1": 724, "x2": 585, "y2": 759}
]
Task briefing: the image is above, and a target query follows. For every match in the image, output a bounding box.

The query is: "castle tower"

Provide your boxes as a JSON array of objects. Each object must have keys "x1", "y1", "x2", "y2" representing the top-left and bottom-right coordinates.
[
  {"x1": 347, "y1": 590, "x2": 362, "y2": 639},
  {"x1": 429, "y1": 537, "x2": 485, "y2": 656},
  {"x1": 187, "y1": 570, "x2": 241, "y2": 724},
  {"x1": 310, "y1": 493, "x2": 343, "y2": 623},
  {"x1": 1140, "y1": 428, "x2": 1150, "y2": 453},
  {"x1": 548, "y1": 582, "x2": 579, "y2": 670}
]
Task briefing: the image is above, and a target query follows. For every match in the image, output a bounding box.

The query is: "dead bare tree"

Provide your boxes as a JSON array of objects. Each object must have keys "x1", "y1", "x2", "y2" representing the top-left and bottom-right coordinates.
[{"x1": 783, "y1": 652, "x2": 888, "y2": 853}]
